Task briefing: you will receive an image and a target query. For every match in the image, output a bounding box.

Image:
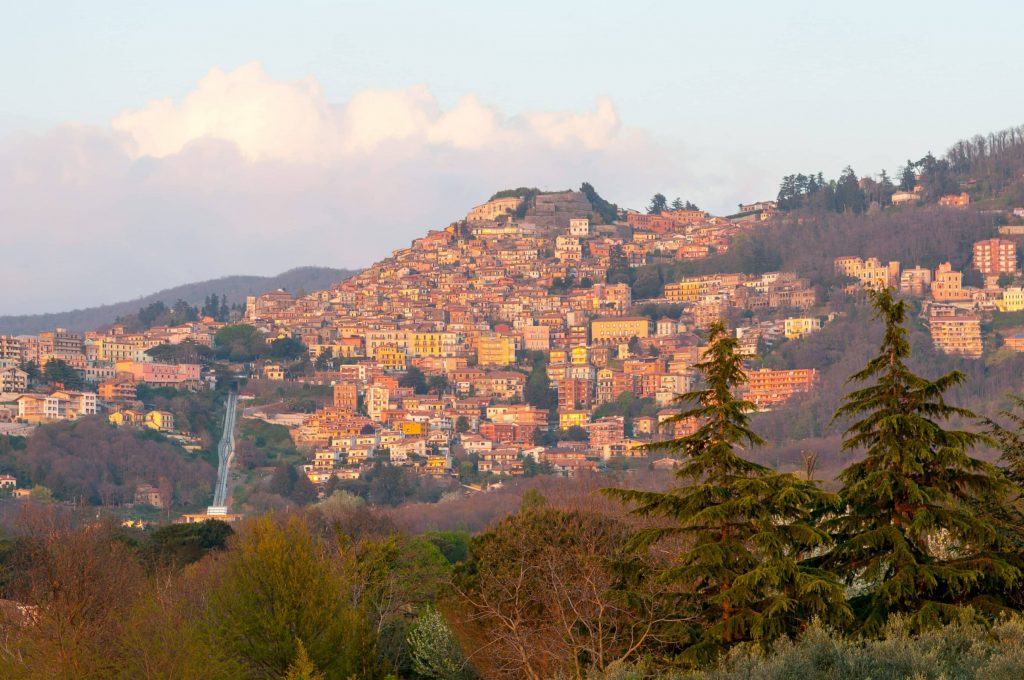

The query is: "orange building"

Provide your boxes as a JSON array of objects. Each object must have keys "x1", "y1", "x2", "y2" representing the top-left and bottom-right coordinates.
[
  {"x1": 938, "y1": 192, "x2": 971, "y2": 207},
  {"x1": 931, "y1": 262, "x2": 970, "y2": 301},
  {"x1": 744, "y1": 368, "x2": 818, "y2": 409},
  {"x1": 333, "y1": 383, "x2": 358, "y2": 412},
  {"x1": 973, "y1": 238, "x2": 1017, "y2": 275}
]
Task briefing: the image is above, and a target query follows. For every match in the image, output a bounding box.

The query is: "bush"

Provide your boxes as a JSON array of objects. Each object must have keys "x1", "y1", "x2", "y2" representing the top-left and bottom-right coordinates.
[{"x1": 686, "y1": 614, "x2": 1024, "y2": 680}]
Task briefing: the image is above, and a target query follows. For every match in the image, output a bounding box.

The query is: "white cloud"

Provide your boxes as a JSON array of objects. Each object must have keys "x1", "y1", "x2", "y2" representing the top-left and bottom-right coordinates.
[
  {"x1": 0, "y1": 62, "x2": 746, "y2": 315},
  {"x1": 111, "y1": 62, "x2": 626, "y2": 162},
  {"x1": 112, "y1": 62, "x2": 341, "y2": 162},
  {"x1": 522, "y1": 96, "x2": 620, "y2": 149}
]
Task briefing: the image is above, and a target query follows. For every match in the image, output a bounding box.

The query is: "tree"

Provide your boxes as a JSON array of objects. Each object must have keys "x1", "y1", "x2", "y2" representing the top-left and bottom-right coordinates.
[
  {"x1": 452, "y1": 497, "x2": 669, "y2": 679},
  {"x1": 606, "y1": 321, "x2": 849, "y2": 665},
  {"x1": 822, "y1": 289, "x2": 1023, "y2": 633},
  {"x1": 456, "y1": 416, "x2": 471, "y2": 434},
  {"x1": 283, "y1": 640, "x2": 325, "y2": 680},
  {"x1": 207, "y1": 514, "x2": 381, "y2": 678},
  {"x1": 562, "y1": 425, "x2": 588, "y2": 442},
  {"x1": 269, "y1": 336, "x2": 307, "y2": 360},
  {"x1": 997, "y1": 273, "x2": 1017, "y2": 288},
  {"x1": 42, "y1": 359, "x2": 84, "y2": 389},
  {"x1": 647, "y1": 193, "x2": 668, "y2": 215},
  {"x1": 145, "y1": 340, "x2": 212, "y2": 365},
  {"x1": 918, "y1": 152, "x2": 958, "y2": 201},
  {"x1": 833, "y1": 166, "x2": 867, "y2": 214},
  {"x1": 3, "y1": 509, "x2": 146, "y2": 678},
  {"x1": 986, "y1": 395, "x2": 1024, "y2": 486},
  {"x1": 146, "y1": 519, "x2": 233, "y2": 567},
  {"x1": 580, "y1": 182, "x2": 619, "y2": 224},
  {"x1": 524, "y1": 357, "x2": 553, "y2": 411},
  {"x1": 898, "y1": 160, "x2": 918, "y2": 191},
  {"x1": 401, "y1": 366, "x2": 428, "y2": 395},
  {"x1": 427, "y1": 374, "x2": 449, "y2": 395},
  {"x1": 214, "y1": 324, "x2": 265, "y2": 361},
  {"x1": 407, "y1": 606, "x2": 475, "y2": 679}
]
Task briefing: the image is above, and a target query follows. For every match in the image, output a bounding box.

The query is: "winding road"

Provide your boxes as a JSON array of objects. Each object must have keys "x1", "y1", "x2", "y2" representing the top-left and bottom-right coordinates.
[{"x1": 212, "y1": 387, "x2": 239, "y2": 509}]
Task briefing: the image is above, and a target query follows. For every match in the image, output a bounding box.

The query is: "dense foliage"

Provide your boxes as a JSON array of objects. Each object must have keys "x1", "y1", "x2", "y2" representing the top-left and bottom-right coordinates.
[
  {"x1": 0, "y1": 416, "x2": 214, "y2": 506},
  {"x1": 820, "y1": 290, "x2": 1024, "y2": 632}
]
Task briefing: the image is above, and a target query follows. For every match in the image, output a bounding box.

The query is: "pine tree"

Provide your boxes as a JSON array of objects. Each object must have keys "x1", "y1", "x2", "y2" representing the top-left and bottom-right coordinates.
[
  {"x1": 647, "y1": 193, "x2": 668, "y2": 215},
  {"x1": 823, "y1": 289, "x2": 1022, "y2": 633},
  {"x1": 606, "y1": 322, "x2": 848, "y2": 665}
]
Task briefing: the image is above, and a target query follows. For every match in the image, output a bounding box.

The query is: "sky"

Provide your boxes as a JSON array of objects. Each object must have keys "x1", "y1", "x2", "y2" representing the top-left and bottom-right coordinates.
[{"x1": 2, "y1": 0, "x2": 1024, "y2": 314}]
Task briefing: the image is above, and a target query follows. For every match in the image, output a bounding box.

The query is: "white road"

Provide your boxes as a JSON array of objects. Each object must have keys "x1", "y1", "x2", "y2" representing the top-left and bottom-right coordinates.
[{"x1": 212, "y1": 388, "x2": 239, "y2": 508}]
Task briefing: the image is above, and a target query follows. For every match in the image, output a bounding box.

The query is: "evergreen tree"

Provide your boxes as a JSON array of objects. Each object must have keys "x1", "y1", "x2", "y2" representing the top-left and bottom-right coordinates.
[
  {"x1": 823, "y1": 289, "x2": 1022, "y2": 633},
  {"x1": 986, "y1": 395, "x2": 1024, "y2": 485},
  {"x1": 647, "y1": 193, "x2": 668, "y2": 215},
  {"x1": 899, "y1": 160, "x2": 918, "y2": 192},
  {"x1": 524, "y1": 353, "x2": 553, "y2": 411},
  {"x1": 832, "y1": 166, "x2": 867, "y2": 214},
  {"x1": 606, "y1": 322, "x2": 848, "y2": 665}
]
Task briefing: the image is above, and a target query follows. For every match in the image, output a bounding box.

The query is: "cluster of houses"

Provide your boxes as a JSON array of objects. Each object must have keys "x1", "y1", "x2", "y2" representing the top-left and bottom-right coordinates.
[
  {"x1": 0, "y1": 323, "x2": 214, "y2": 429},
  {"x1": 835, "y1": 237, "x2": 1022, "y2": 358},
  {"x1": 236, "y1": 191, "x2": 819, "y2": 485}
]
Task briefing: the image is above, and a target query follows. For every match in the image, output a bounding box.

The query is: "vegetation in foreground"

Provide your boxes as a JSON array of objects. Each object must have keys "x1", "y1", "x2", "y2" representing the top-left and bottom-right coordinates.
[{"x1": 2, "y1": 289, "x2": 1024, "y2": 678}]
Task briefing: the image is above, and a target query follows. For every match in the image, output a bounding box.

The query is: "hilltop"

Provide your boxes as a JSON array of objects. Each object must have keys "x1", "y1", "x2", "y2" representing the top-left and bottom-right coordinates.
[{"x1": 0, "y1": 266, "x2": 357, "y2": 335}]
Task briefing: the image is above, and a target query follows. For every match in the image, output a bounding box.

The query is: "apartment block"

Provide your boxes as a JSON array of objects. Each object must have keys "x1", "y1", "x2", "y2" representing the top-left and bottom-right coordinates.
[
  {"x1": 590, "y1": 317, "x2": 651, "y2": 344},
  {"x1": 477, "y1": 335, "x2": 517, "y2": 367},
  {"x1": 929, "y1": 314, "x2": 982, "y2": 358},
  {"x1": 973, "y1": 238, "x2": 1017, "y2": 275},
  {"x1": 744, "y1": 368, "x2": 818, "y2": 409}
]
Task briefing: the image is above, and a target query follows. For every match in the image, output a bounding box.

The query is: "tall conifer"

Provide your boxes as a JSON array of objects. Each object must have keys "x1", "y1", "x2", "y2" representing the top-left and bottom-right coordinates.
[
  {"x1": 607, "y1": 322, "x2": 848, "y2": 665},
  {"x1": 824, "y1": 289, "x2": 1021, "y2": 632}
]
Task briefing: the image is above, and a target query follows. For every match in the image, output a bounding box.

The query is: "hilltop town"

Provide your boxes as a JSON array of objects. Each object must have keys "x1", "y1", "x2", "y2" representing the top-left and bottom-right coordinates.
[{"x1": 3, "y1": 172, "x2": 1024, "y2": 515}]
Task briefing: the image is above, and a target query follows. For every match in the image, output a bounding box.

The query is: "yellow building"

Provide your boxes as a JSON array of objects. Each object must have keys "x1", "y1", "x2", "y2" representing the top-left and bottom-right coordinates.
[
  {"x1": 664, "y1": 279, "x2": 706, "y2": 303},
  {"x1": 400, "y1": 421, "x2": 425, "y2": 436},
  {"x1": 570, "y1": 346, "x2": 589, "y2": 365},
  {"x1": 145, "y1": 410, "x2": 175, "y2": 432},
  {"x1": 408, "y1": 331, "x2": 460, "y2": 357},
  {"x1": 559, "y1": 409, "x2": 591, "y2": 430},
  {"x1": 108, "y1": 409, "x2": 143, "y2": 426},
  {"x1": 929, "y1": 315, "x2": 982, "y2": 358},
  {"x1": 477, "y1": 335, "x2": 517, "y2": 367},
  {"x1": 998, "y1": 287, "x2": 1024, "y2": 312},
  {"x1": 262, "y1": 363, "x2": 285, "y2": 381},
  {"x1": 375, "y1": 346, "x2": 407, "y2": 371},
  {"x1": 784, "y1": 317, "x2": 822, "y2": 339},
  {"x1": 834, "y1": 257, "x2": 899, "y2": 289},
  {"x1": 591, "y1": 317, "x2": 651, "y2": 344},
  {"x1": 466, "y1": 196, "x2": 523, "y2": 222}
]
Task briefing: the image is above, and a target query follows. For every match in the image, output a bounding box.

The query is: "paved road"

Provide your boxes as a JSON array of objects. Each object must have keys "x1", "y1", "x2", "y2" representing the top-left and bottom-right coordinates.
[{"x1": 212, "y1": 388, "x2": 239, "y2": 508}]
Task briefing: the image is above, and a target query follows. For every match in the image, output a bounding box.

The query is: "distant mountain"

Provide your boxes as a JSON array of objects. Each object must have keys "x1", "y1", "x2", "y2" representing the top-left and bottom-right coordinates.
[{"x1": 0, "y1": 266, "x2": 357, "y2": 335}]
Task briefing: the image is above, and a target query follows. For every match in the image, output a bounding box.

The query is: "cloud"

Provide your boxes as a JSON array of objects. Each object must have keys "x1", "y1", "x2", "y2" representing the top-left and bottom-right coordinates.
[
  {"x1": 110, "y1": 63, "x2": 628, "y2": 162},
  {"x1": 0, "y1": 62, "x2": 734, "y2": 315}
]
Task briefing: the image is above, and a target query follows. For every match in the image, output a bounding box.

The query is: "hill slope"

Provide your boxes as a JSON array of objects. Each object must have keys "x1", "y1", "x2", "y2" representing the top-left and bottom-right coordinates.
[{"x1": 0, "y1": 266, "x2": 357, "y2": 335}]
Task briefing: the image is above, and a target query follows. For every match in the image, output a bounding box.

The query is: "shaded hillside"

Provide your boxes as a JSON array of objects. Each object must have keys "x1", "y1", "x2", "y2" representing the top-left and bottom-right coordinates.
[
  {"x1": 0, "y1": 266, "x2": 356, "y2": 334},
  {"x1": 629, "y1": 205, "x2": 1001, "y2": 299},
  {"x1": 750, "y1": 298, "x2": 1024, "y2": 460}
]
